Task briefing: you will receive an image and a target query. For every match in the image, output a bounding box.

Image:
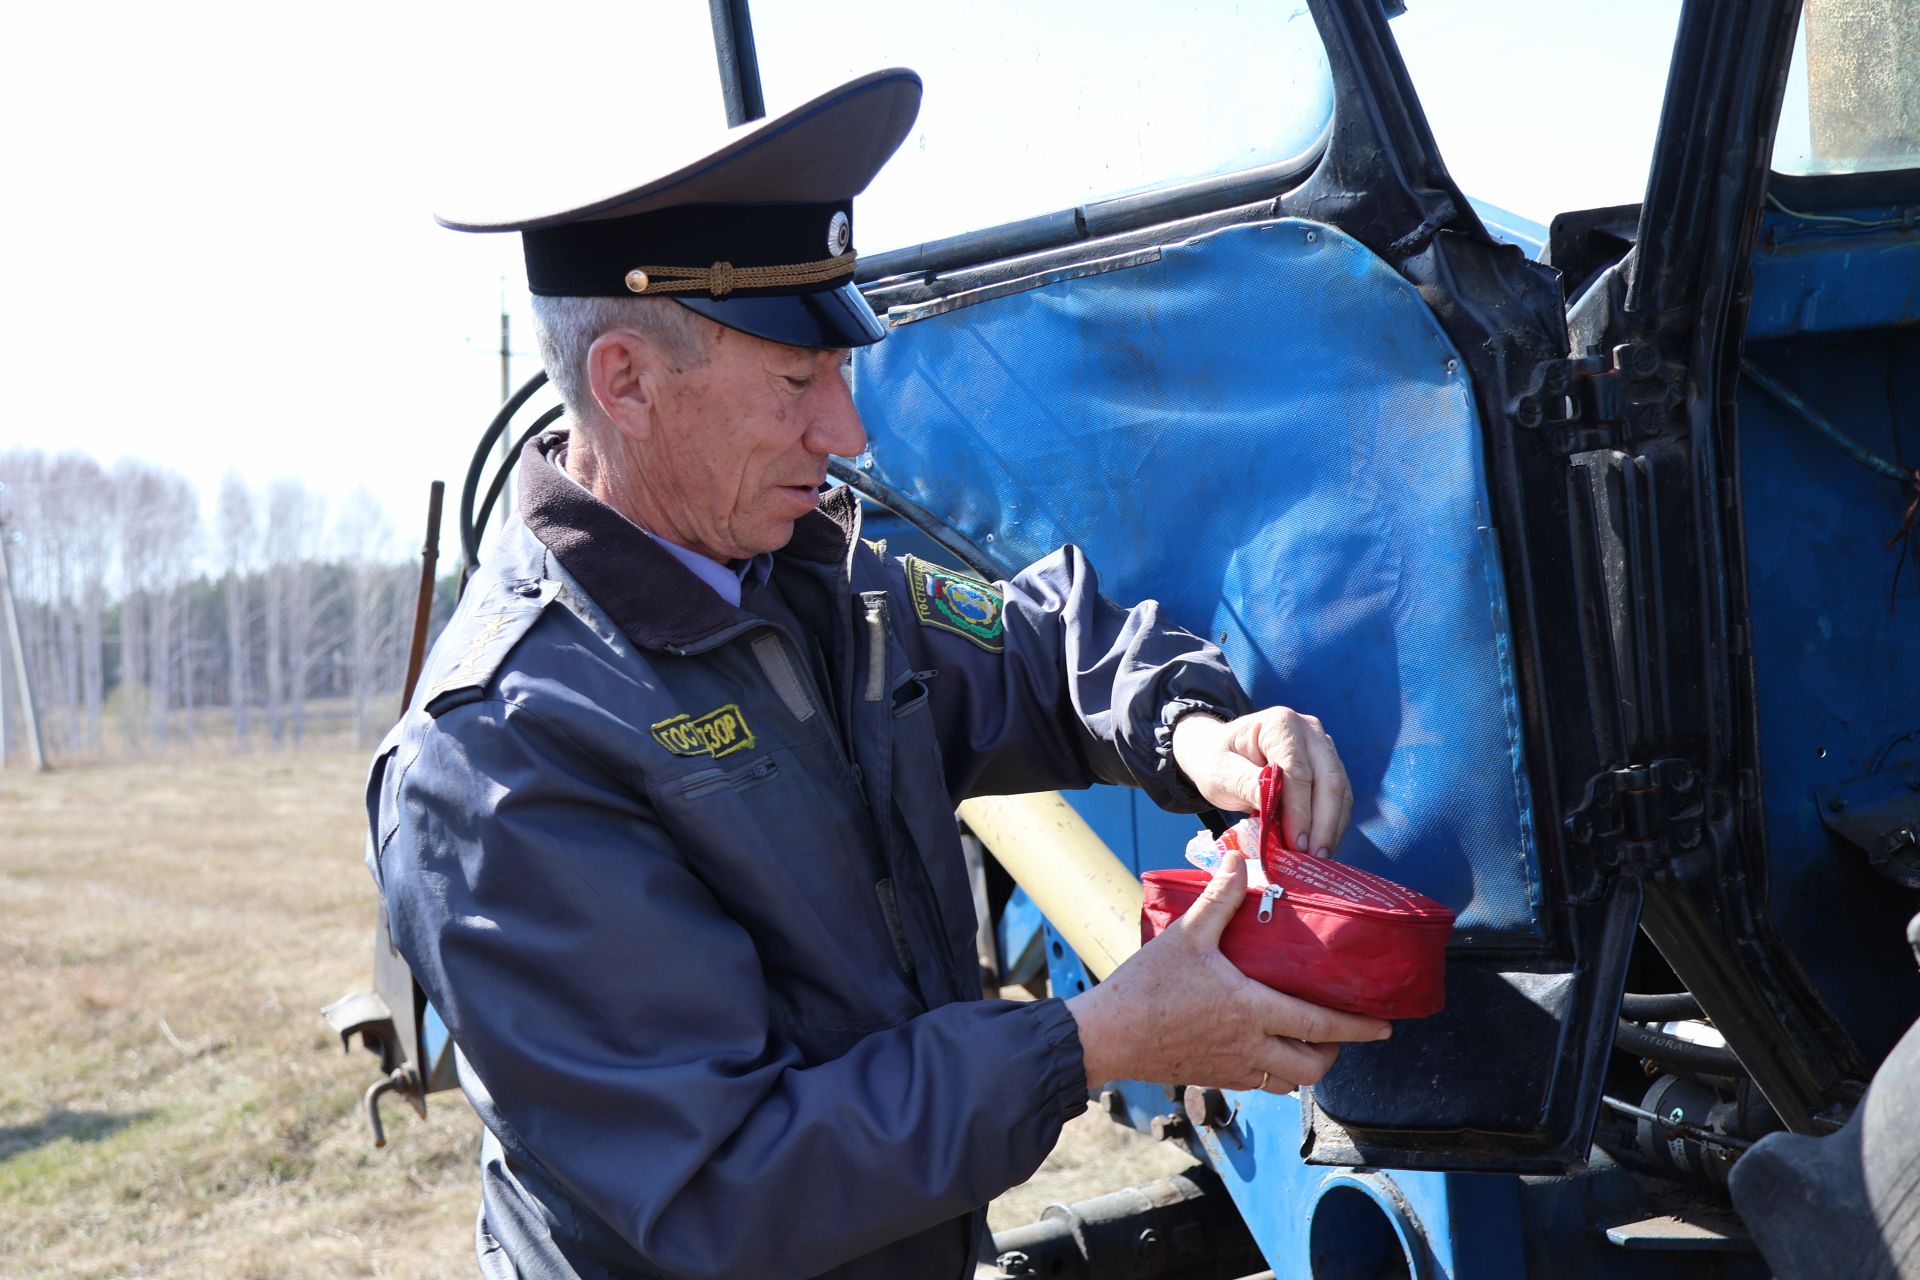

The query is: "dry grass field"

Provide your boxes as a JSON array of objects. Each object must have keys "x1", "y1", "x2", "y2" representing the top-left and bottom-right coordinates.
[{"x1": 0, "y1": 747, "x2": 1188, "y2": 1278}]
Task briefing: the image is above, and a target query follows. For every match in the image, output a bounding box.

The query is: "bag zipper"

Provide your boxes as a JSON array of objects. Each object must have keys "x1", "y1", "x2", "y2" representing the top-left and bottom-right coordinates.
[{"x1": 1148, "y1": 870, "x2": 1452, "y2": 929}]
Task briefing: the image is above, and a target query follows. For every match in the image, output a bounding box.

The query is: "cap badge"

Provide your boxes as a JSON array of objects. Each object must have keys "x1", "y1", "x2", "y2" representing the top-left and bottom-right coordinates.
[{"x1": 827, "y1": 210, "x2": 852, "y2": 257}]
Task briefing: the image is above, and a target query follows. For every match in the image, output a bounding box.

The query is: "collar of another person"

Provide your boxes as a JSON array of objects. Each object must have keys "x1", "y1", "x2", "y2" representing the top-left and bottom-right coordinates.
[{"x1": 517, "y1": 429, "x2": 859, "y2": 652}]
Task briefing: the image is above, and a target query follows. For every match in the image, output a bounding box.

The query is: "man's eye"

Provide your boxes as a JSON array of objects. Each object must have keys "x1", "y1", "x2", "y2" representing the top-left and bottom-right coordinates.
[{"x1": 784, "y1": 376, "x2": 813, "y2": 390}]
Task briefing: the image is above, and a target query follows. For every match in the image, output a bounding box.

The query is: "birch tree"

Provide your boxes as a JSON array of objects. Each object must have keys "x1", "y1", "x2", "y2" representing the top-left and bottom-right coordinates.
[
  {"x1": 115, "y1": 462, "x2": 163, "y2": 749},
  {"x1": 266, "y1": 480, "x2": 326, "y2": 746},
  {"x1": 64, "y1": 455, "x2": 113, "y2": 753},
  {"x1": 218, "y1": 474, "x2": 255, "y2": 746},
  {"x1": 136, "y1": 471, "x2": 199, "y2": 747}
]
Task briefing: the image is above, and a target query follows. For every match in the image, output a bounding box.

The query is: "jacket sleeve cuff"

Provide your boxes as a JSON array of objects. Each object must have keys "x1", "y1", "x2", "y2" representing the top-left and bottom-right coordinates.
[
  {"x1": 1024, "y1": 997, "x2": 1090, "y2": 1122},
  {"x1": 1151, "y1": 697, "x2": 1238, "y2": 811}
]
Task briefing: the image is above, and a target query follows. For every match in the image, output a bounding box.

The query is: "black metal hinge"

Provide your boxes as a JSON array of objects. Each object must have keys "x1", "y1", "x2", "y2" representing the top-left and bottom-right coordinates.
[
  {"x1": 1511, "y1": 341, "x2": 1686, "y2": 454},
  {"x1": 1565, "y1": 758, "x2": 1707, "y2": 876}
]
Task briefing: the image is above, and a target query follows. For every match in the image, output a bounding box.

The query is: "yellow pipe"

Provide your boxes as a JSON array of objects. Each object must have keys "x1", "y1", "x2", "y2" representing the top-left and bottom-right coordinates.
[{"x1": 957, "y1": 791, "x2": 1144, "y2": 981}]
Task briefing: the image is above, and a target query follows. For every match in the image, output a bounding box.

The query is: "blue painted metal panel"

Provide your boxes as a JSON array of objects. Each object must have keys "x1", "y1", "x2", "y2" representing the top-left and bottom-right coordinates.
[
  {"x1": 1747, "y1": 207, "x2": 1920, "y2": 339},
  {"x1": 1465, "y1": 197, "x2": 1548, "y2": 258},
  {"x1": 1045, "y1": 941, "x2": 1774, "y2": 1278},
  {"x1": 1736, "y1": 342, "x2": 1920, "y2": 1065},
  {"x1": 995, "y1": 887, "x2": 1048, "y2": 987},
  {"x1": 1046, "y1": 940, "x2": 1531, "y2": 1279},
  {"x1": 423, "y1": 1000, "x2": 458, "y2": 1093},
  {"x1": 853, "y1": 217, "x2": 1541, "y2": 942}
]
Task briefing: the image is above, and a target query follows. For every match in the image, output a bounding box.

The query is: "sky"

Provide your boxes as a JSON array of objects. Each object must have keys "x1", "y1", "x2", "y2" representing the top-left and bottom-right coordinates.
[{"x1": 1, "y1": 0, "x2": 1688, "y2": 564}]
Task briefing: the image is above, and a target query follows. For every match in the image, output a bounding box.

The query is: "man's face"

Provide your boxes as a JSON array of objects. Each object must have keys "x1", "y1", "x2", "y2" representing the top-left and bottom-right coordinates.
[{"x1": 640, "y1": 325, "x2": 868, "y2": 561}]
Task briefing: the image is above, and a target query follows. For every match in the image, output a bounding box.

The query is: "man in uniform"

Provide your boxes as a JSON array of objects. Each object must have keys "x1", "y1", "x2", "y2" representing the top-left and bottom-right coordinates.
[{"x1": 373, "y1": 69, "x2": 1390, "y2": 1280}]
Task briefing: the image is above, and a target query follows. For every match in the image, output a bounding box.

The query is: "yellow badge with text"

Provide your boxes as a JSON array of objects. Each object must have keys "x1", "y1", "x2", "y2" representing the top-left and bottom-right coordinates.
[{"x1": 651, "y1": 704, "x2": 756, "y2": 759}]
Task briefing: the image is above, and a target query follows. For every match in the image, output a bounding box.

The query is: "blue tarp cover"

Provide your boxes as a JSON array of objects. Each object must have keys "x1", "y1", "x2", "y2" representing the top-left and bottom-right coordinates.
[{"x1": 853, "y1": 217, "x2": 1542, "y2": 942}]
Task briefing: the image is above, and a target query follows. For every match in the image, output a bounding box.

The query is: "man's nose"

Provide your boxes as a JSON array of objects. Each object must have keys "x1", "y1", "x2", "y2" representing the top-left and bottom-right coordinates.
[{"x1": 807, "y1": 360, "x2": 869, "y2": 459}]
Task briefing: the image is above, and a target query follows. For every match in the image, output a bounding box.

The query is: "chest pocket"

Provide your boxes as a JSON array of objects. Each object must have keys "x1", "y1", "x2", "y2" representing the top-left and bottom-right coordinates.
[
  {"x1": 675, "y1": 756, "x2": 781, "y2": 801},
  {"x1": 646, "y1": 744, "x2": 923, "y2": 1042},
  {"x1": 650, "y1": 746, "x2": 865, "y2": 888}
]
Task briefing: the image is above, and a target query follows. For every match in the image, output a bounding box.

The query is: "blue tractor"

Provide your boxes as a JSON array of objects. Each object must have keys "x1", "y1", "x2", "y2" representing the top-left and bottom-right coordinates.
[{"x1": 330, "y1": 1, "x2": 1920, "y2": 1274}]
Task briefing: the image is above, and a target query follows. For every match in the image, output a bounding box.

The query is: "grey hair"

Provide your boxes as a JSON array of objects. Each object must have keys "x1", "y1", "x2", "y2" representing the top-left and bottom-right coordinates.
[{"x1": 530, "y1": 294, "x2": 713, "y2": 419}]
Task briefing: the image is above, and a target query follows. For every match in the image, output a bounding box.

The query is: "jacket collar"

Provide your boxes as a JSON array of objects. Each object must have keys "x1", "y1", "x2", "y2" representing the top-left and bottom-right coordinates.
[{"x1": 517, "y1": 430, "x2": 858, "y2": 651}]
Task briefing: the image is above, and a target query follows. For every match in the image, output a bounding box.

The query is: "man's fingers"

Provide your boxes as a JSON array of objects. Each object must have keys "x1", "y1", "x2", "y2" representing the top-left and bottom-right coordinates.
[
  {"x1": 1305, "y1": 729, "x2": 1350, "y2": 856},
  {"x1": 1260, "y1": 1037, "x2": 1340, "y2": 1089},
  {"x1": 1252, "y1": 987, "x2": 1393, "y2": 1045},
  {"x1": 1175, "y1": 849, "x2": 1248, "y2": 948},
  {"x1": 1212, "y1": 752, "x2": 1261, "y2": 815},
  {"x1": 1256, "y1": 714, "x2": 1315, "y2": 853}
]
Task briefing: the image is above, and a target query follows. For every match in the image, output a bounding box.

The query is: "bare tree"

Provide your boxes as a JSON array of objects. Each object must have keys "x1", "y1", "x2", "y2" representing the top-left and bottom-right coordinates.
[
  {"x1": 335, "y1": 488, "x2": 402, "y2": 746},
  {"x1": 218, "y1": 474, "x2": 256, "y2": 746},
  {"x1": 266, "y1": 481, "x2": 326, "y2": 747},
  {"x1": 0, "y1": 450, "x2": 48, "y2": 757},
  {"x1": 115, "y1": 462, "x2": 165, "y2": 750},
  {"x1": 0, "y1": 451, "x2": 127, "y2": 758},
  {"x1": 138, "y1": 473, "x2": 199, "y2": 748},
  {"x1": 63, "y1": 455, "x2": 114, "y2": 754},
  {"x1": 1, "y1": 450, "x2": 416, "y2": 761},
  {"x1": 0, "y1": 452, "x2": 50, "y2": 753}
]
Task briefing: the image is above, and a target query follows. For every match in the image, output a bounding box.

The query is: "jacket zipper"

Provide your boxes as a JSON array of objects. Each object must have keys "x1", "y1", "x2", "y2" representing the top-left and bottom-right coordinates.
[{"x1": 677, "y1": 757, "x2": 780, "y2": 800}]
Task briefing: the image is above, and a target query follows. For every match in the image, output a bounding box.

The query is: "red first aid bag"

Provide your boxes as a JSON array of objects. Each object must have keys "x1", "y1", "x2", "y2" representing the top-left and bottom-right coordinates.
[{"x1": 1139, "y1": 766, "x2": 1455, "y2": 1019}]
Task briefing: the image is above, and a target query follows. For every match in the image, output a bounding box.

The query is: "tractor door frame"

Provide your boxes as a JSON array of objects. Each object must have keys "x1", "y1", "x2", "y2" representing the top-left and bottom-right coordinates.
[{"x1": 831, "y1": 0, "x2": 1836, "y2": 1161}]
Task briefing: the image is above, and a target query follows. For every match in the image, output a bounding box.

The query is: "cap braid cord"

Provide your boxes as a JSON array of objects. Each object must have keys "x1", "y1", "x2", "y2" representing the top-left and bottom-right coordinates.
[{"x1": 624, "y1": 252, "x2": 856, "y2": 298}]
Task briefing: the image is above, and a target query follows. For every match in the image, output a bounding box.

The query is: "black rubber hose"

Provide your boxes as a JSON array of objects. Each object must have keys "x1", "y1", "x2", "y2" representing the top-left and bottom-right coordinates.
[
  {"x1": 461, "y1": 370, "x2": 551, "y2": 569},
  {"x1": 1620, "y1": 991, "x2": 1703, "y2": 1021},
  {"x1": 473, "y1": 405, "x2": 567, "y2": 543},
  {"x1": 1615, "y1": 1019, "x2": 1745, "y2": 1076}
]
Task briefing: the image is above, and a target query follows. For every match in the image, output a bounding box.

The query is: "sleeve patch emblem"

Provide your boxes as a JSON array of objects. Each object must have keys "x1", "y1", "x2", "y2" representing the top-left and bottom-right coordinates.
[
  {"x1": 905, "y1": 555, "x2": 1005, "y2": 652},
  {"x1": 651, "y1": 704, "x2": 756, "y2": 759}
]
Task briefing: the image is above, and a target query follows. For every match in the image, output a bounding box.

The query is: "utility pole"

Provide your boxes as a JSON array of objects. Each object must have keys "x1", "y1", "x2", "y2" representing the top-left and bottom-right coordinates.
[
  {"x1": 0, "y1": 505, "x2": 49, "y2": 772},
  {"x1": 500, "y1": 286, "x2": 512, "y2": 405},
  {"x1": 495, "y1": 284, "x2": 514, "y2": 535}
]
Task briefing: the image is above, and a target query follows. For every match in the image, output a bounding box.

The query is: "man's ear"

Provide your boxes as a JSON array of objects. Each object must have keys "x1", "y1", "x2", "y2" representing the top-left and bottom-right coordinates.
[{"x1": 586, "y1": 329, "x2": 663, "y2": 442}]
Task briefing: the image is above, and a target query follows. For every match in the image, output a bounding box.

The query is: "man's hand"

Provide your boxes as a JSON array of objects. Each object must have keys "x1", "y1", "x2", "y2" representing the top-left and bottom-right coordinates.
[
  {"x1": 1065, "y1": 851, "x2": 1390, "y2": 1093},
  {"x1": 1172, "y1": 707, "x2": 1351, "y2": 858}
]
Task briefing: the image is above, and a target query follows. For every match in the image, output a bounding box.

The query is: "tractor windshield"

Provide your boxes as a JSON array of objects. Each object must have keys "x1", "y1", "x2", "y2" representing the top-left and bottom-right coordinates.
[{"x1": 748, "y1": 0, "x2": 1335, "y2": 253}]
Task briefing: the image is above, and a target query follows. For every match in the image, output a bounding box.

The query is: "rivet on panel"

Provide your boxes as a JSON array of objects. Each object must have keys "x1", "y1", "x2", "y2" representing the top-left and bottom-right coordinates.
[
  {"x1": 1446, "y1": 359, "x2": 1460, "y2": 375},
  {"x1": 1305, "y1": 229, "x2": 1318, "y2": 243}
]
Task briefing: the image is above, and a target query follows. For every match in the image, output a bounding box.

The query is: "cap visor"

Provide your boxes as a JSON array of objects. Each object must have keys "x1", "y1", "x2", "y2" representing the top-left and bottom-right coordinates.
[{"x1": 674, "y1": 281, "x2": 886, "y2": 349}]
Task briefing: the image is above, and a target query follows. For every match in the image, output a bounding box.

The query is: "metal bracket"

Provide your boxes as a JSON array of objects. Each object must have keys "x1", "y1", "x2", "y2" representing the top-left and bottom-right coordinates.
[
  {"x1": 321, "y1": 988, "x2": 401, "y2": 1074},
  {"x1": 322, "y1": 988, "x2": 426, "y2": 1146},
  {"x1": 1564, "y1": 758, "x2": 1706, "y2": 875},
  {"x1": 1511, "y1": 341, "x2": 1686, "y2": 454},
  {"x1": 1816, "y1": 770, "x2": 1920, "y2": 889}
]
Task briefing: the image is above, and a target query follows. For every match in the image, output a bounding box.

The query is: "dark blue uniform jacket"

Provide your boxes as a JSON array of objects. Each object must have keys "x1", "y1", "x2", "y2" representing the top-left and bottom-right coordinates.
[{"x1": 367, "y1": 435, "x2": 1251, "y2": 1279}]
